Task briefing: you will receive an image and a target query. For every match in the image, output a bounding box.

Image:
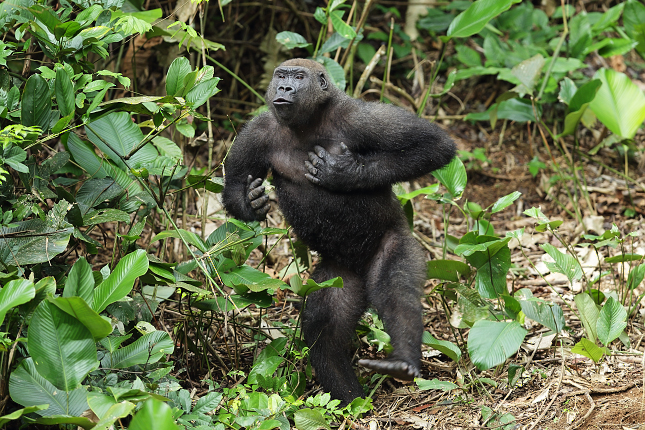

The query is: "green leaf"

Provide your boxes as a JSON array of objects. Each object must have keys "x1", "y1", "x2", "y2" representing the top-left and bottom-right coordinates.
[
  {"x1": 275, "y1": 31, "x2": 311, "y2": 49},
  {"x1": 511, "y1": 54, "x2": 544, "y2": 94},
  {"x1": 186, "y1": 77, "x2": 221, "y2": 109},
  {"x1": 28, "y1": 301, "x2": 98, "y2": 391},
  {"x1": 426, "y1": 260, "x2": 471, "y2": 282},
  {"x1": 589, "y1": 68, "x2": 645, "y2": 139},
  {"x1": 89, "y1": 401, "x2": 135, "y2": 430},
  {"x1": 9, "y1": 358, "x2": 89, "y2": 417},
  {"x1": 541, "y1": 243, "x2": 583, "y2": 283},
  {"x1": 330, "y1": 10, "x2": 356, "y2": 39},
  {"x1": 286, "y1": 275, "x2": 343, "y2": 297},
  {"x1": 192, "y1": 392, "x2": 222, "y2": 414},
  {"x1": 48, "y1": 296, "x2": 112, "y2": 340},
  {"x1": 0, "y1": 218, "x2": 73, "y2": 267},
  {"x1": 432, "y1": 157, "x2": 467, "y2": 199},
  {"x1": 101, "y1": 330, "x2": 174, "y2": 369},
  {"x1": 0, "y1": 405, "x2": 49, "y2": 427},
  {"x1": 317, "y1": 56, "x2": 346, "y2": 91},
  {"x1": 447, "y1": 0, "x2": 521, "y2": 39},
  {"x1": 248, "y1": 356, "x2": 284, "y2": 384},
  {"x1": 627, "y1": 263, "x2": 645, "y2": 290},
  {"x1": 220, "y1": 264, "x2": 286, "y2": 294},
  {"x1": 152, "y1": 229, "x2": 207, "y2": 253},
  {"x1": 83, "y1": 208, "x2": 131, "y2": 225},
  {"x1": 559, "y1": 78, "x2": 577, "y2": 105},
  {"x1": 152, "y1": 136, "x2": 182, "y2": 162},
  {"x1": 422, "y1": 332, "x2": 461, "y2": 362},
  {"x1": 21, "y1": 74, "x2": 51, "y2": 131},
  {"x1": 559, "y1": 79, "x2": 602, "y2": 137},
  {"x1": 605, "y1": 253, "x2": 643, "y2": 263},
  {"x1": 516, "y1": 289, "x2": 565, "y2": 333},
  {"x1": 93, "y1": 249, "x2": 149, "y2": 313},
  {"x1": 31, "y1": 415, "x2": 95, "y2": 429},
  {"x1": 166, "y1": 56, "x2": 191, "y2": 96},
  {"x1": 0, "y1": 279, "x2": 35, "y2": 325},
  {"x1": 467, "y1": 320, "x2": 527, "y2": 371},
  {"x1": 416, "y1": 378, "x2": 458, "y2": 391},
  {"x1": 293, "y1": 408, "x2": 331, "y2": 430},
  {"x1": 64, "y1": 257, "x2": 94, "y2": 305},
  {"x1": 575, "y1": 293, "x2": 600, "y2": 344},
  {"x1": 596, "y1": 297, "x2": 627, "y2": 346},
  {"x1": 490, "y1": 191, "x2": 521, "y2": 214},
  {"x1": 55, "y1": 68, "x2": 75, "y2": 118},
  {"x1": 129, "y1": 399, "x2": 180, "y2": 430},
  {"x1": 624, "y1": 0, "x2": 645, "y2": 56},
  {"x1": 571, "y1": 337, "x2": 605, "y2": 363},
  {"x1": 76, "y1": 178, "x2": 124, "y2": 208}
]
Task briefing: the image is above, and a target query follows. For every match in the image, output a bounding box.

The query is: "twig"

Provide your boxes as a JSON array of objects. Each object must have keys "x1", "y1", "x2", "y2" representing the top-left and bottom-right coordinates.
[
  {"x1": 572, "y1": 391, "x2": 595, "y2": 429},
  {"x1": 353, "y1": 45, "x2": 386, "y2": 98},
  {"x1": 527, "y1": 341, "x2": 565, "y2": 430}
]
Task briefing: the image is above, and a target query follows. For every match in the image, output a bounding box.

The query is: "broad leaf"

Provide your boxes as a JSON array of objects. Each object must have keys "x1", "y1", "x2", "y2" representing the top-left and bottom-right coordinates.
[
  {"x1": 101, "y1": 330, "x2": 174, "y2": 369},
  {"x1": 286, "y1": 275, "x2": 343, "y2": 297},
  {"x1": 330, "y1": 10, "x2": 356, "y2": 39},
  {"x1": 275, "y1": 31, "x2": 311, "y2": 49},
  {"x1": 48, "y1": 296, "x2": 112, "y2": 340},
  {"x1": 541, "y1": 243, "x2": 582, "y2": 283},
  {"x1": 571, "y1": 337, "x2": 605, "y2": 363},
  {"x1": 28, "y1": 301, "x2": 98, "y2": 391},
  {"x1": 248, "y1": 356, "x2": 284, "y2": 385},
  {"x1": 0, "y1": 405, "x2": 49, "y2": 426},
  {"x1": 422, "y1": 332, "x2": 461, "y2": 362},
  {"x1": 166, "y1": 57, "x2": 191, "y2": 96},
  {"x1": 21, "y1": 74, "x2": 51, "y2": 131},
  {"x1": 416, "y1": 378, "x2": 458, "y2": 391},
  {"x1": 93, "y1": 249, "x2": 149, "y2": 313},
  {"x1": 185, "y1": 78, "x2": 221, "y2": 109},
  {"x1": 55, "y1": 67, "x2": 75, "y2": 117},
  {"x1": 516, "y1": 289, "x2": 565, "y2": 333},
  {"x1": 220, "y1": 264, "x2": 286, "y2": 294},
  {"x1": 447, "y1": 0, "x2": 522, "y2": 39},
  {"x1": 129, "y1": 399, "x2": 180, "y2": 430},
  {"x1": 426, "y1": 260, "x2": 471, "y2": 282},
  {"x1": 9, "y1": 358, "x2": 89, "y2": 417},
  {"x1": 432, "y1": 157, "x2": 467, "y2": 199},
  {"x1": 467, "y1": 320, "x2": 527, "y2": 370},
  {"x1": 589, "y1": 68, "x2": 645, "y2": 139},
  {"x1": 596, "y1": 297, "x2": 627, "y2": 346},
  {"x1": 490, "y1": 191, "x2": 521, "y2": 214},
  {"x1": 574, "y1": 293, "x2": 599, "y2": 344},
  {"x1": 294, "y1": 408, "x2": 331, "y2": 430},
  {"x1": 0, "y1": 279, "x2": 35, "y2": 325},
  {"x1": 64, "y1": 257, "x2": 94, "y2": 305}
]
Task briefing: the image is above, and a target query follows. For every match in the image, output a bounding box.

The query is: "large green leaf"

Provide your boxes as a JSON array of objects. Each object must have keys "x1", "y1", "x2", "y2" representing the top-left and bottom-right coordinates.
[
  {"x1": 129, "y1": 399, "x2": 180, "y2": 430},
  {"x1": 559, "y1": 79, "x2": 602, "y2": 137},
  {"x1": 0, "y1": 405, "x2": 49, "y2": 426},
  {"x1": 101, "y1": 330, "x2": 174, "y2": 369},
  {"x1": 220, "y1": 264, "x2": 286, "y2": 294},
  {"x1": 0, "y1": 279, "x2": 35, "y2": 325},
  {"x1": 432, "y1": 157, "x2": 467, "y2": 199},
  {"x1": 285, "y1": 275, "x2": 342, "y2": 297},
  {"x1": 516, "y1": 289, "x2": 565, "y2": 333},
  {"x1": 571, "y1": 337, "x2": 605, "y2": 363},
  {"x1": 574, "y1": 293, "x2": 599, "y2": 344},
  {"x1": 422, "y1": 332, "x2": 461, "y2": 363},
  {"x1": 426, "y1": 259, "x2": 471, "y2": 282},
  {"x1": 28, "y1": 301, "x2": 98, "y2": 391},
  {"x1": 185, "y1": 77, "x2": 221, "y2": 109},
  {"x1": 48, "y1": 296, "x2": 112, "y2": 340},
  {"x1": 329, "y1": 10, "x2": 356, "y2": 39},
  {"x1": 447, "y1": 0, "x2": 522, "y2": 39},
  {"x1": 294, "y1": 408, "x2": 331, "y2": 430},
  {"x1": 55, "y1": 68, "x2": 75, "y2": 118},
  {"x1": 275, "y1": 31, "x2": 311, "y2": 49},
  {"x1": 468, "y1": 320, "x2": 527, "y2": 371},
  {"x1": 85, "y1": 112, "x2": 158, "y2": 170},
  {"x1": 589, "y1": 68, "x2": 645, "y2": 139},
  {"x1": 166, "y1": 57, "x2": 191, "y2": 96},
  {"x1": 596, "y1": 297, "x2": 627, "y2": 346},
  {"x1": 21, "y1": 74, "x2": 51, "y2": 131},
  {"x1": 63, "y1": 257, "x2": 94, "y2": 305},
  {"x1": 416, "y1": 378, "x2": 458, "y2": 391},
  {"x1": 624, "y1": 0, "x2": 645, "y2": 56},
  {"x1": 541, "y1": 243, "x2": 583, "y2": 283},
  {"x1": 0, "y1": 218, "x2": 73, "y2": 266},
  {"x1": 93, "y1": 249, "x2": 149, "y2": 313},
  {"x1": 9, "y1": 358, "x2": 89, "y2": 417}
]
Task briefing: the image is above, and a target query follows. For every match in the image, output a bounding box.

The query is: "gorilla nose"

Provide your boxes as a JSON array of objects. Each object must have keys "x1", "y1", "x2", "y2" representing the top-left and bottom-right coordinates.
[{"x1": 278, "y1": 85, "x2": 294, "y2": 93}]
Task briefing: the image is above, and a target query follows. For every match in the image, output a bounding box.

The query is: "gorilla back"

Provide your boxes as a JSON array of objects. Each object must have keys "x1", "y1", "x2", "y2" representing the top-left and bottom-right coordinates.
[{"x1": 222, "y1": 58, "x2": 456, "y2": 404}]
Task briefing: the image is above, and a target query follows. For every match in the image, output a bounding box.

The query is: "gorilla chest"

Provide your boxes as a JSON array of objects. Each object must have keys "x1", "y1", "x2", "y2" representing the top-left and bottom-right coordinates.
[{"x1": 268, "y1": 136, "x2": 346, "y2": 183}]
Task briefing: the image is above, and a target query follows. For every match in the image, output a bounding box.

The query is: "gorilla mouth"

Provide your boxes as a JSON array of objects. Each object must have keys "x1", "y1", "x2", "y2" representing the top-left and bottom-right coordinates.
[{"x1": 273, "y1": 98, "x2": 293, "y2": 105}]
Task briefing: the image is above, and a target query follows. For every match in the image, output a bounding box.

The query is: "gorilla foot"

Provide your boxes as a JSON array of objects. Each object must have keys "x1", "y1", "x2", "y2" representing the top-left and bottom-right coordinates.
[{"x1": 358, "y1": 358, "x2": 420, "y2": 381}]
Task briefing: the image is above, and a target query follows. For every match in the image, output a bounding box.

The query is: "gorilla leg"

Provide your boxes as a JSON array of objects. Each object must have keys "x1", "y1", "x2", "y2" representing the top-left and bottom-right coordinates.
[
  {"x1": 358, "y1": 229, "x2": 426, "y2": 380},
  {"x1": 303, "y1": 261, "x2": 368, "y2": 404}
]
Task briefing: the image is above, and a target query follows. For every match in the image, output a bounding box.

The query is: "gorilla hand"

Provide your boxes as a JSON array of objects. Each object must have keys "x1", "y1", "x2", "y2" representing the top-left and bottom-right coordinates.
[
  {"x1": 246, "y1": 175, "x2": 270, "y2": 220},
  {"x1": 305, "y1": 143, "x2": 365, "y2": 191}
]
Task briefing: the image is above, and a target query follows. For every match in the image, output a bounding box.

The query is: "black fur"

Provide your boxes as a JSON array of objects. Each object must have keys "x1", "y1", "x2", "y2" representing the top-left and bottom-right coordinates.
[{"x1": 222, "y1": 58, "x2": 456, "y2": 404}]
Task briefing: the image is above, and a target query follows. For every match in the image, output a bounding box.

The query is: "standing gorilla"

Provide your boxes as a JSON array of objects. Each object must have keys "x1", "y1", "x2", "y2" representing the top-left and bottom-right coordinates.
[{"x1": 222, "y1": 58, "x2": 455, "y2": 404}]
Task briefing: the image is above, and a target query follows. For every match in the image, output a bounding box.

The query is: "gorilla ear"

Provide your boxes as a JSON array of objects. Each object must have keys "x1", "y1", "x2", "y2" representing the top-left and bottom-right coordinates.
[{"x1": 319, "y1": 73, "x2": 328, "y2": 90}]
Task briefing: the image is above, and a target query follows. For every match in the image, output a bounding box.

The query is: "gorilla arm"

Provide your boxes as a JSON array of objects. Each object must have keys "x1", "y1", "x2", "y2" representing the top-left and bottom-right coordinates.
[
  {"x1": 305, "y1": 103, "x2": 456, "y2": 192},
  {"x1": 222, "y1": 116, "x2": 271, "y2": 221}
]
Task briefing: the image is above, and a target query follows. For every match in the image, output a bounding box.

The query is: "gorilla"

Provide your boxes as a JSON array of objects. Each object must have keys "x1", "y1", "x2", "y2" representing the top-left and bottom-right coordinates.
[{"x1": 222, "y1": 58, "x2": 455, "y2": 404}]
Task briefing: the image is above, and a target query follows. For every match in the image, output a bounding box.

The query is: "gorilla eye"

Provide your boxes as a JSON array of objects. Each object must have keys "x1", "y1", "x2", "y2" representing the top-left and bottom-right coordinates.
[{"x1": 296, "y1": 75, "x2": 304, "y2": 80}]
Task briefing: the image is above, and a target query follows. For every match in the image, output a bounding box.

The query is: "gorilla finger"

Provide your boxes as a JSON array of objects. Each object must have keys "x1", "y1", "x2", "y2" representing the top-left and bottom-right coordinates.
[
  {"x1": 314, "y1": 145, "x2": 327, "y2": 158},
  {"x1": 305, "y1": 173, "x2": 320, "y2": 185},
  {"x1": 246, "y1": 175, "x2": 253, "y2": 187},
  {"x1": 256, "y1": 203, "x2": 270, "y2": 216},
  {"x1": 249, "y1": 178, "x2": 264, "y2": 189},
  {"x1": 250, "y1": 194, "x2": 269, "y2": 209},
  {"x1": 308, "y1": 151, "x2": 322, "y2": 167},
  {"x1": 248, "y1": 185, "x2": 265, "y2": 200},
  {"x1": 305, "y1": 160, "x2": 318, "y2": 175}
]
